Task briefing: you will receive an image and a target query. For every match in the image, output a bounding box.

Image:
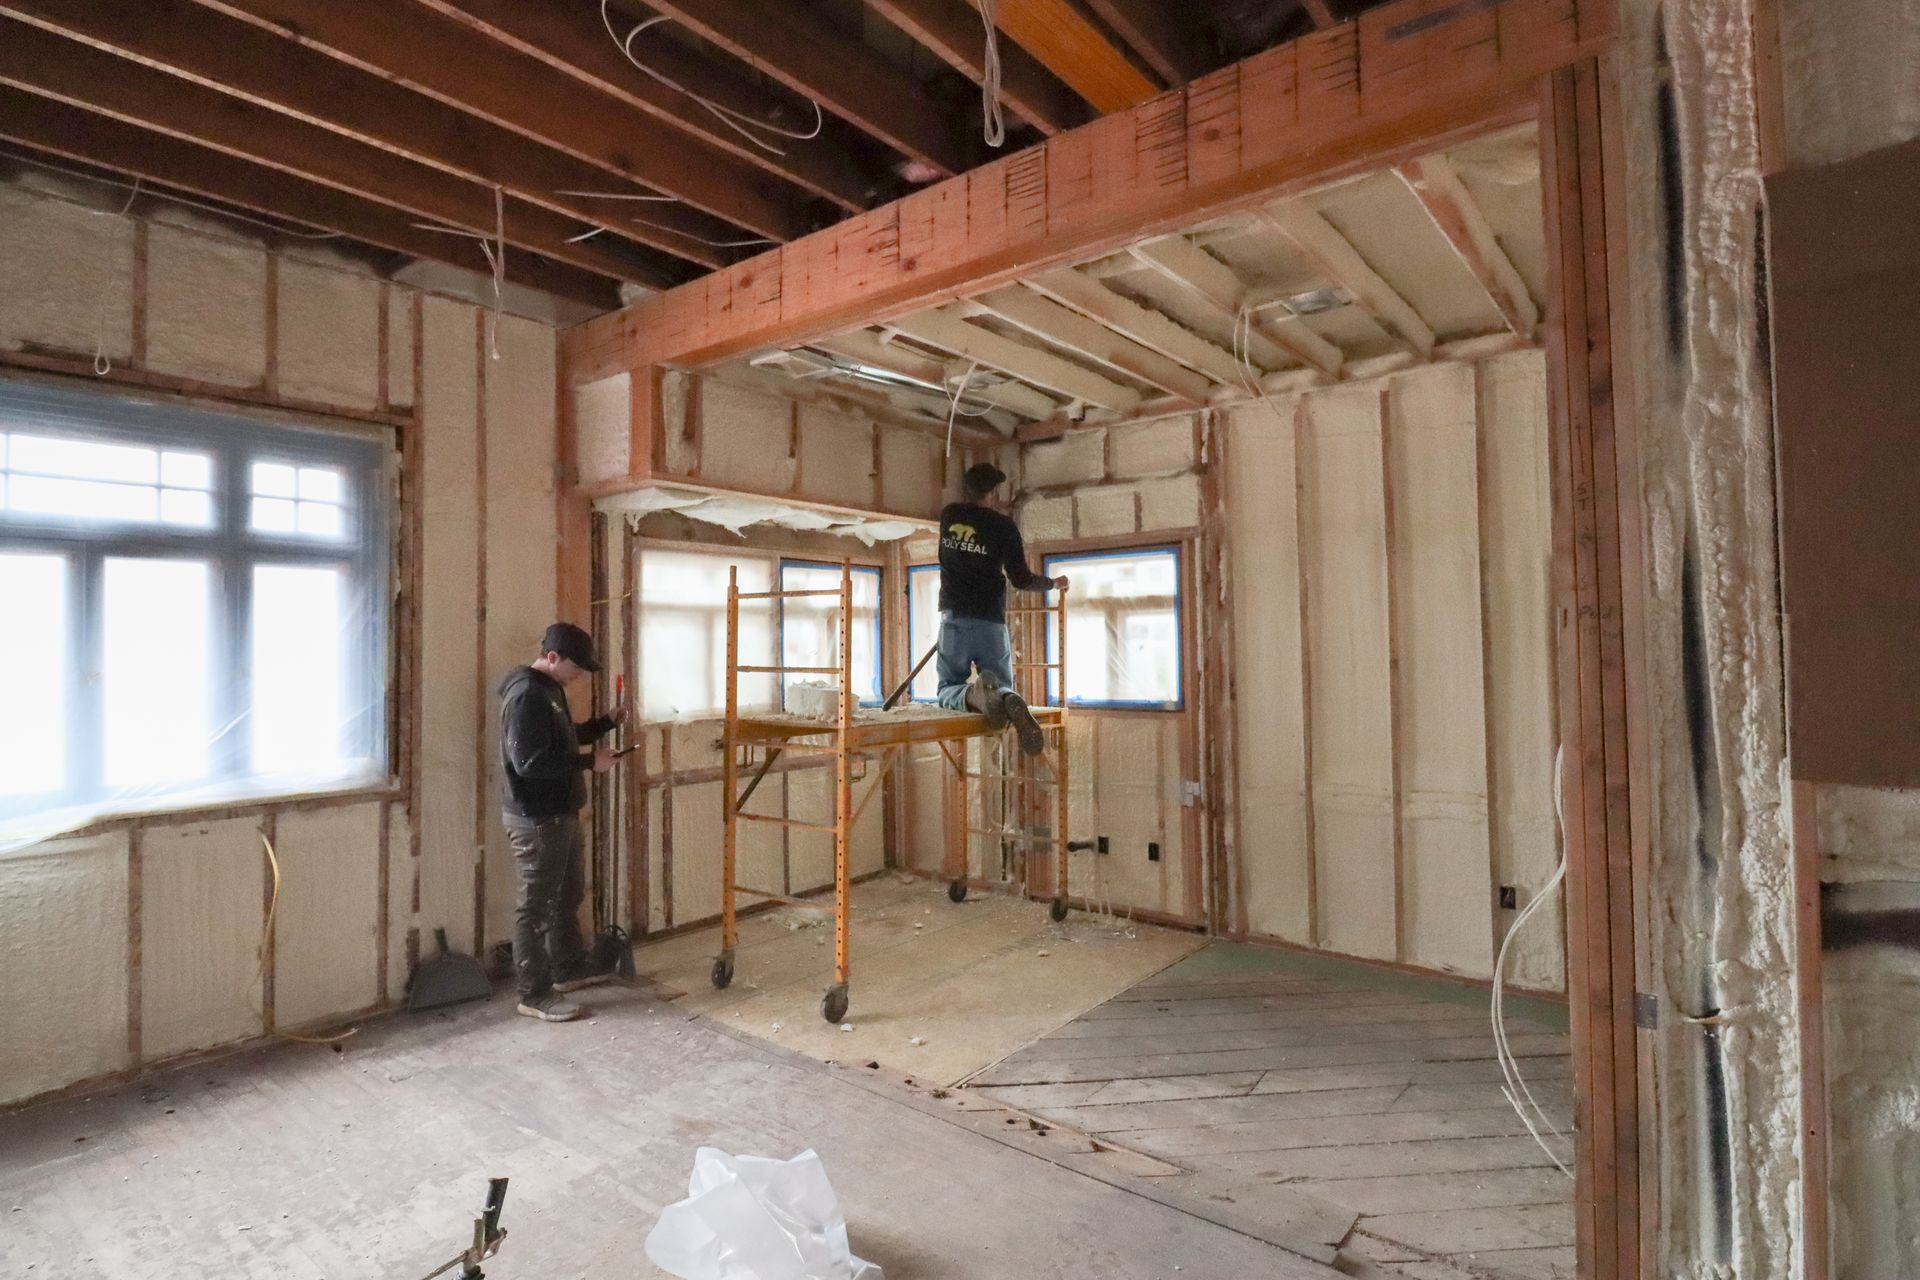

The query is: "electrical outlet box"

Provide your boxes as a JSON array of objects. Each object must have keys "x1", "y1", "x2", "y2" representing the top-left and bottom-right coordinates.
[
  {"x1": 1097, "y1": 835, "x2": 1109, "y2": 855},
  {"x1": 1148, "y1": 841, "x2": 1161, "y2": 862},
  {"x1": 1499, "y1": 885, "x2": 1518, "y2": 909}
]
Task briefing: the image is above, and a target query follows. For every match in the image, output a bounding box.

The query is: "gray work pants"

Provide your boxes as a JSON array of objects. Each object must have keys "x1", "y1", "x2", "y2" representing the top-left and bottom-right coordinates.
[{"x1": 504, "y1": 812, "x2": 587, "y2": 999}]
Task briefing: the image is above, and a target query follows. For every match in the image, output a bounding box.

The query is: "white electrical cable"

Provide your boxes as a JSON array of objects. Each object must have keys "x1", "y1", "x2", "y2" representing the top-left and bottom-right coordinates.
[
  {"x1": 943, "y1": 358, "x2": 984, "y2": 455},
  {"x1": 89, "y1": 176, "x2": 141, "y2": 376},
  {"x1": 479, "y1": 184, "x2": 504, "y2": 361},
  {"x1": 1, "y1": 149, "x2": 342, "y2": 242},
  {"x1": 1490, "y1": 744, "x2": 1575, "y2": 1178},
  {"x1": 601, "y1": 1, "x2": 824, "y2": 156},
  {"x1": 977, "y1": 0, "x2": 1007, "y2": 148},
  {"x1": 626, "y1": 216, "x2": 776, "y2": 249}
]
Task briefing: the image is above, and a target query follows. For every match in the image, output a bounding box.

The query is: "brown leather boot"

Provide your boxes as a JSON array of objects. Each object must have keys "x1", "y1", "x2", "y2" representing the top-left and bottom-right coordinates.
[
  {"x1": 1001, "y1": 689, "x2": 1044, "y2": 756},
  {"x1": 964, "y1": 671, "x2": 1011, "y2": 730}
]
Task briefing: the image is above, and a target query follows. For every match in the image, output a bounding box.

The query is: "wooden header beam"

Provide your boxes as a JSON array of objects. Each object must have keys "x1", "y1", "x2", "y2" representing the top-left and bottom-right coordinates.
[{"x1": 562, "y1": 0, "x2": 1611, "y2": 382}]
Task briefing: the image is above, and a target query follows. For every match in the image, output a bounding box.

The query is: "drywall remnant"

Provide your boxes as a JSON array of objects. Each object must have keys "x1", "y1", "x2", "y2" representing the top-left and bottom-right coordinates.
[
  {"x1": 0, "y1": 833, "x2": 129, "y2": 1106},
  {"x1": 144, "y1": 223, "x2": 268, "y2": 388},
  {"x1": 275, "y1": 259, "x2": 382, "y2": 410},
  {"x1": 575, "y1": 372, "x2": 633, "y2": 486}
]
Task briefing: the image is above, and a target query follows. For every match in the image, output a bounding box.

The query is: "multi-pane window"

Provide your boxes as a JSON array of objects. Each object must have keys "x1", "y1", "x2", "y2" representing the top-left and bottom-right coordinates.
[
  {"x1": 778, "y1": 561, "x2": 883, "y2": 707},
  {"x1": 1042, "y1": 546, "x2": 1183, "y2": 709},
  {"x1": 0, "y1": 378, "x2": 387, "y2": 842},
  {"x1": 636, "y1": 547, "x2": 775, "y2": 719},
  {"x1": 905, "y1": 563, "x2": 941, "y2": 702}
]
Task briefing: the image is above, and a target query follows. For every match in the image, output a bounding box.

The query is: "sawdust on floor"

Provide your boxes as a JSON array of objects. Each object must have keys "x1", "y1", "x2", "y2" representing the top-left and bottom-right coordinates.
[{"x1": 635, "y1": 876, "x2": 1205, "y2": 1085}]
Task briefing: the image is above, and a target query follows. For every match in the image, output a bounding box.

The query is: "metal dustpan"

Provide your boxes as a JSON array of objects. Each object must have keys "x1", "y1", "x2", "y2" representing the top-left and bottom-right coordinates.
[{"x1": 408, "y1": 927, "x2": 493, "y2": 1010}]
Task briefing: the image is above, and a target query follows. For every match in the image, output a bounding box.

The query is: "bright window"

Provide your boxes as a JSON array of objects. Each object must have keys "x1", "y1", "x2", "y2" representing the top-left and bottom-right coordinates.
[
  {"x1": 0, "y1": 377, "x2": 387, "y2": 844},
  {"x1": 905, "y1": 563, "x2": 941, "y2": 702},
  {"x1": 636, "y1": 547, "x2": 775, "y2": 719},
  {"x1": 778, "y1": 561, "x2": 883, "y2": 707},
  {"x1": 1042, "y1": 546, "x2": 1183, "y2": 709}
]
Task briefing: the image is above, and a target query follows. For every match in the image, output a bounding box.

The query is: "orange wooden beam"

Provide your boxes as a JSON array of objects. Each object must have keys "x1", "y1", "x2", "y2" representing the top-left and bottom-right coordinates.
[
  {"x1": 977, "y1": 0, "x2": 1162, "y2": 114},
  {"x1": 562, "y1": 0, "x2": 1613, "y2": 381}
]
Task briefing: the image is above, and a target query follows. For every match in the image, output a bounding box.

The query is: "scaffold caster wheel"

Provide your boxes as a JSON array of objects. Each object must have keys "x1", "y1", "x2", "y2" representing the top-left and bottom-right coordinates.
[
  {"x1": 1050, "y1": 897, "x2": 1069, "y2": 922},
  {"x1": 947, "y1": 878, "x2": 967, "y2": 903},
  {"x1": 711, "y1": 955, "x2": 734, "y2": 989},
  {"x1": 821, "y1": 984, "x2": 850, "y2": 1024}
]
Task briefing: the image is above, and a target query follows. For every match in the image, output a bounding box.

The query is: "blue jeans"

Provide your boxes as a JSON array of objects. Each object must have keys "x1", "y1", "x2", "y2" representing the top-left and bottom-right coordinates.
[{"x1": 936, "y1": 614, "x2": 1014, "y2": 710}]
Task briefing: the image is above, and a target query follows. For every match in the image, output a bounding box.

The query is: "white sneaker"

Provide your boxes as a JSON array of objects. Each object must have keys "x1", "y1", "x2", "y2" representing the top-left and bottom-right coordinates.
[{"x1": 515, "y1": 993, "x2": 582, "y2": 1022}]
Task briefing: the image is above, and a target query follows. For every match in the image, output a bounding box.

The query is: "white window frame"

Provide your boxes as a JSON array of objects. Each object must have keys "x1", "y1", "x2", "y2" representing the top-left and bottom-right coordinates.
[{"x1": 0, "y1": 377, "x2": 389, "y2": 833}]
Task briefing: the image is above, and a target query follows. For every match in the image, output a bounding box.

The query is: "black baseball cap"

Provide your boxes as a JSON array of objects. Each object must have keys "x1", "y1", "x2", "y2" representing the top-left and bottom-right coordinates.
[
  {"x1": 540, "y1": 621, "x2": 601, "y2": 672},
  {"x1": 963, "y1": 462, "x2": 1006, "y2": 495}
]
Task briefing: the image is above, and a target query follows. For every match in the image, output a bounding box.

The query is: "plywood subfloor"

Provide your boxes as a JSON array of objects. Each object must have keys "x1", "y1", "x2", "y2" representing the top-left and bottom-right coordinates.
[
  {"x1": 970, "y1": 944, "x2": 1576, "y2": 1279},
  {"x1": 0, "y1": 978, "x2": 1341, "y2": 1280},
  {"x1": 637, "y1": 876, "x2": 1206, "y2": 1085}
]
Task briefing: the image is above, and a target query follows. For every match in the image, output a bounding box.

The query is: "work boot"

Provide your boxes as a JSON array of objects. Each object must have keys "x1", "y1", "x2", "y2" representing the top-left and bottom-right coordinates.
[
  {"x1": 964, "y1": 671, "x2": 1011, "y2": 730},
  {"x1": 553, "y1": 959, "x2": 614, "y2": 993},
  {"x1": 1001, "y1": 690, "x2": 1045, "y2": 757},
  {"x1": 515, "y1": 992, "x2": 582, "y2": 1023}
]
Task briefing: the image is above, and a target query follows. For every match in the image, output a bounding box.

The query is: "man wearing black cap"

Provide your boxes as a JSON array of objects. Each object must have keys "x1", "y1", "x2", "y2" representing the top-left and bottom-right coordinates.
[
  {"x1": 498, "y1": 621, "x2": 626, "y2": 1023},
  {"x1": 937, "y1": 462, "x2": 1068, "y2": 755}
]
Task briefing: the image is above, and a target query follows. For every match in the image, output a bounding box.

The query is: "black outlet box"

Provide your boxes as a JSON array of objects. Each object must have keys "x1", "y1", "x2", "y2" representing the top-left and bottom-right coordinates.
[
  {"x1": 1097, "y1": 835, "x2": 1109, "y2": 854},
  {"x1": 1148, "y1": 841, "x2": 1161, "y2": 862},
  {"x1": 1499, "y1": 885, "x2": 1518, "y2": 909}
]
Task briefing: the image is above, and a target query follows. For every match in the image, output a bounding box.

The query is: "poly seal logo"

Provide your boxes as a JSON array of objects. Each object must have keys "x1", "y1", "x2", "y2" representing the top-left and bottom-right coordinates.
[{"x1": 942, "y1": 521, "x2": 988, "y2": 555}]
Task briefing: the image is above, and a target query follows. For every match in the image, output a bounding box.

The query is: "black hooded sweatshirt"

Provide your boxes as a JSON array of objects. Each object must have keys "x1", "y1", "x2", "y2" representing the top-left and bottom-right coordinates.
[
  {"x1": 498, "y1": 665, "x2": 615, "y2": 819},
  {"x1": 937, "y1": 501, "x2": 1051, "y2": 622}
]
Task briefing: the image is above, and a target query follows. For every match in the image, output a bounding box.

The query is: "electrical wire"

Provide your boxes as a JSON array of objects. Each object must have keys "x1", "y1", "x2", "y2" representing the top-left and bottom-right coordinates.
[
  {"x1": 600, "y1": 0, "x2": 824, "y2": 156},
  {"x1": 977, "y1": 0, "x2": 1007, "y2": 148},
  {"x1": 252, "y1": 834, "x2": 358, "y2": 1046},
  {"x1": 1, "y1": 149, "x2": 343, "y2": 243},
  {"x1": 943, "y1": 358, "x2": 984, "y2": 455},
  {"x1": 1489, "y1": 745, "x2": 1574, "y2": 1177},
  {"x1": 625, "y1": 217, "x2": 775, "y2": 249},
  {"x1": 90, "y1": 176, "x2": 142, "y2": 376}
]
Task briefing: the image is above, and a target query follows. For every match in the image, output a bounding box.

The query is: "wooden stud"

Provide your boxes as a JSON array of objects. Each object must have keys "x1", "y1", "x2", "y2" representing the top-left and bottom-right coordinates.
[
  {"x1": 375, "y1": 281, "x2": 391, "y2": 415},
  {"x1": 260, "y1": 811, "x2": 278, "y2": 1033},
  {"x1": 1293, "y1": 397, "x2": 1321, "y2": 949},
  {"x1": 1751, "y1": 0, "x2": 1788, "y2": 177},
  {"x1": 1472, "y1": 363, "x2": 1507, "y2": 960},
  {"x1": 968, "y1": 286, "x2": 1212, "y2": 403},
  {"x1": 128, "y1": 218, "x2": 148, "y2": 370},
  {"x1": 1301, "y1": 0, "x2": 1338, "y2": 28},
  {"x1": 889, "y1": 307, "x2": 1143, "y2": 412},
  {"x1": 262, "y1": 253, "x2": 279, "y2": 399},
  {"x1": 1378, "y1": 385, "x2": 1407, "y2": 963},
  {"x1": 125, "y1": 824, "x2": 143, "y2": 1065},
  {"x1": 817, "y1": 329, "x2": 1060, "y2": 420},
  {"x1": 408, "y1": 293, "x2": 426, "y2": 922},
  {"x1": 471, "y1": 308, "x2": 490, "y2": 957},
  {"x1": 1025, "y1": 268, "x2": 1245, "y2": 387},
  {"x1": 1791, "y1": 780, "x2": 1830, "y2": 1280},
  {"x1": 623, "y1": 525, "x2": 648, "y2": 936},
  {"x1": 376, "y1": 798, "x2": 392, "y2": 1005},
  {"x1": 660, "y1": 725, "x2": 675, "y2": 930},
  {"x1": 1081, "y1": 0, "x2": 1213, "y2": 85}
]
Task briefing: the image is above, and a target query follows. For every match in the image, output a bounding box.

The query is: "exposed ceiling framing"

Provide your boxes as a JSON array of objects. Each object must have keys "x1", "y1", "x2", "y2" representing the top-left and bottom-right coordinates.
[
  {"x1": 723, "y1": 124, "x2": 1547, "y2": 440},
  {"x1": 0, "y1": 0, "x2": 1394, "y2": 305}
]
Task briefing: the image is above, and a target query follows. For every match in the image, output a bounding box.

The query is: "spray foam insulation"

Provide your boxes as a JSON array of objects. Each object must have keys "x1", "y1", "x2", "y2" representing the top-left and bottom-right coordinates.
[
  {"x1": 1074, "y1": 485, "x2": 1139, "y2": 538},
  {"x1": 1317, "y1": 174, "x2": 1507, "y2": 340},
  {"x1": 796, "y1": 404, "x2": 876, "y2": 509},
  {"x1": 1108, "y1": 416, "x2": 1198, "y2": 479},
  {"x1": 482, "y1": 313, "x2": 560, "y2": 948},
  {"x1": 1779, "y1": 0, "x2": 1920, "y2": 169},
  {"x1": 1020, "y1": 494, "x2": 1073, "y2": 542},
  {"x1": 139, "y1": 817, "x2": 265, "y2": 1062},
  {"x1": 879, "y1": 428, "x2": 943, "y2": 515},
  {"x1": 1299, "y1": 385, "x2": 1396, "y2": 961},
  {"x1": 1477, "y1": 352, "x2": 1561, "y2": 990},
  {"x1": 1136, "y1": 472, "x2": 1200, "y2": 532},
  {"x1": 387, "y1": 287, "x2": 417, "y2": 411},
  {"x1": 574, "y1": 371, "x2": 633, "y2": 486},
  {"x1": 0, "y1": 833, "x2": 129, "y2": 1106},
  {"x1": 1223, "y1": 399, "x2": 1312, "y2": 943},
  {"x1": 144, "y1": 224, "x2": 268, "y2": 389},
  {"x1": 1023, "y1": 429, "x2": 1106, "y2": 490},
  {"x1": 414, "y1": 295, "x2": 483, "y2": 946},
  {"x1": 1386, "y1": 364, "x2": 1494, "y2": 977},
  {"x1": 698, "y1": 378, "x2": 798, "y2": 494},
  {"x1": 275, "y1": 259, "x2": 382, "y2": 411},
  {"x1": 0, "y1": 184, "x2": 133, "y2": 361},
  {"x1": 271, "y1": 803, "x2": 383, "y2": 1028}
]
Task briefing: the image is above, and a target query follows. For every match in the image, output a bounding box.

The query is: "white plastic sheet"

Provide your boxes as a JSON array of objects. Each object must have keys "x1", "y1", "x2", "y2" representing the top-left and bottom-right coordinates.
[{"x1": 645, "y1": 1148, "x2": 883, "y2": 1280}]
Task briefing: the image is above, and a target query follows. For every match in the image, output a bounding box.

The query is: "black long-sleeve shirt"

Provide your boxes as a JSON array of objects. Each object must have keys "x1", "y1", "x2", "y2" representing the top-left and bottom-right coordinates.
[
  {"x1": 937, "y1": 502, "x2": 1050, "y2": 623},
  {"x1": 498, "y1": 666, "x2": 614, "y2": 818}
]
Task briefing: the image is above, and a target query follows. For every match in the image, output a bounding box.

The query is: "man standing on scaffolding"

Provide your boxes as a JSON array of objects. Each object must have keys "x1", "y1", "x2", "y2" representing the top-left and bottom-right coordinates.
[{"x1": 935, "y1": 462, "x2": 1068, "y2": 756}]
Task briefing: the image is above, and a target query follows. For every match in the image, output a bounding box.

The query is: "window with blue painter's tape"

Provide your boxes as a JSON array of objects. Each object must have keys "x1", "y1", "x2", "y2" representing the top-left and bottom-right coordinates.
[
  {"x1": 1041, "y1": 546, "x2": 1183, "y2": 710},
  {"x1": 777, "y1": 560, "x2": 884, "y2": 707}
]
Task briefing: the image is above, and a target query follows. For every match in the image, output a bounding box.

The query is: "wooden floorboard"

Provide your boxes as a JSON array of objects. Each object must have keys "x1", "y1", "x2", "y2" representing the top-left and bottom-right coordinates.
[{"x1": 971, "y1": 943, "x2": 1574, "y2": 1279}]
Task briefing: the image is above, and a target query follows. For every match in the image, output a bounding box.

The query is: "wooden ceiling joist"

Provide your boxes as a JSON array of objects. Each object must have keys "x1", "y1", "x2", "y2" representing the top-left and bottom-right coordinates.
[
  {"x1": 189, "y1": 0, "x2": 811, "y2": 243},
  {"x1": 0, "y1": 17, "x2": 675, "y2": 288},
  {"x1": 0, "y1": 90, "x2": 621, "y2": 308},
  {"x1": 0, "y1": 0, "x2": 734, "y2": 271},
  {"x1": 979, "y1": 0, "x2": 1163, "y2": 113},
  {"x1": 639, "y1": 0, "x2": 972, "y2": 177},
  {"x1": 1129, "y1": 235, "x2": 1344, "y2": 375},
  {"x1": 418, "y1": 0, "x2": 883, "y2": 213},
  {"x1": 1024, "y1": 268, "x2": 1249, "y2": 387},
  {"x1": 1300, "y1": 0, "x2": 1340, "y2": 29},
  {"x1": 888, "y1": 308, "x2": 1142, "y2": 412},
  {"x1": 865, "y1": 0, "x2": 1089, "y2": 135},
  {"x1": 1259, "y1": 205, "x2": 1436, "y2": 358},
  {"x1": 1080, "y1": 0, "x2": 1215, "y2": 86},
  {"x1": 1394, "y1": 154, "x2": 1540, "y2": 337},
  {"x1": 813, "y1": 329, "x2": 1062, "y2": 420},
  {"x1": 966, "y1": 286, "x2": 1213, "y2": 403}
]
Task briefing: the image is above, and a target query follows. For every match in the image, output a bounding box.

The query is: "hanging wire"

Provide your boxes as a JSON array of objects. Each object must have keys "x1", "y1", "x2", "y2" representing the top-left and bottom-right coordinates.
[
  {"x1": 943, "y1": 358, "x2": 988, "y2": 455},
  {"x1": 600, "y1": 0, "x2": 824, "y2": 156},
  {"x1": 626, "y1": 217, "x2": 775, "y2": 249},
  {"x1": 89, "y1": 176, "x2": 142, "y2": 376},
  {"x1": 977, "y1": 0, "x2": 1008, "y2": 147}
]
